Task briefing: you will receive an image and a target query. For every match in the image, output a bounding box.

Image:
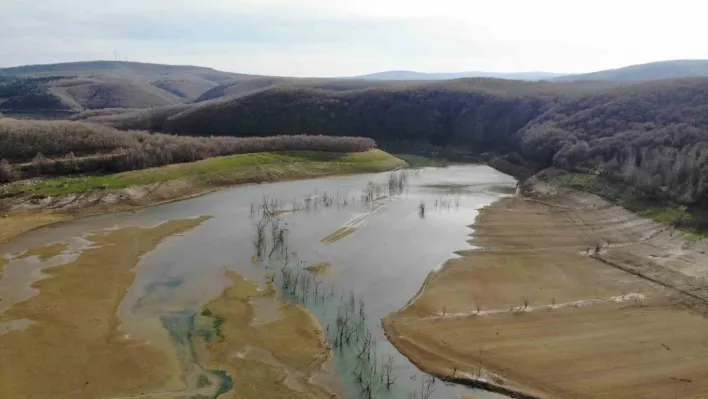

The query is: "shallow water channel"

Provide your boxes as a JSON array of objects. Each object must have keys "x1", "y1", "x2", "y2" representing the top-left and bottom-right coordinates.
[{"x1": 0, "y1": 165, "x2": 516, "y2": 399}]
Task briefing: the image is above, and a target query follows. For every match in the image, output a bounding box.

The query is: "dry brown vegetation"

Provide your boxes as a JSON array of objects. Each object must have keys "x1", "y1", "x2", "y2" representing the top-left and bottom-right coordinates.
[
  {"x1": 0, "y1": 118, "x2": 376, "y2": 182},
  {"x1": 385, "y1": 185, "x2": 708, "y2": 399}
]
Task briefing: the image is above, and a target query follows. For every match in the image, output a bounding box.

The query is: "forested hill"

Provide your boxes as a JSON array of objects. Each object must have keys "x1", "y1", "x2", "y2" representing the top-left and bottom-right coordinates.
[
  {"x1": 520, "y1": 78, "x2": 708, "y2": 205},
  {"x1": 554, "y1": 60, "x2": 708, "y2": 82},
  {"x1": 84, "y1": 77, "x2": 708, "y2": 210}
]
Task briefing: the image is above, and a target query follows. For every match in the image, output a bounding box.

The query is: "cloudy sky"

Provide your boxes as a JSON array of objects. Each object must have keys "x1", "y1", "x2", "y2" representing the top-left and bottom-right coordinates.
[{"x1": 2, "y1": 0, "x2": 706, "y2": 76}]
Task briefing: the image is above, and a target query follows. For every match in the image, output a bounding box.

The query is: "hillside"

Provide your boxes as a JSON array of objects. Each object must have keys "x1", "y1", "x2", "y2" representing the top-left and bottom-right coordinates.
[
  {"x1": 84, "y1": 77, "x2": 708, "y2": 217},
  {"x1": 354, "y1": 70, "x2": 563, "y2": 81},
  {"x1": 5, "y1": 60, "x2": 708, "y2": 221},
  {"x1": 0, "y1": 117, "x2": 377, "y2": 183},
  {"x1": 195, "y1": 77, "x2": 412, "y2": 102},
  {"x1": 0, "y1": 61, "x2": 262, "y2": 114},
  {"x1": 0, "y1": 61, "x2": 249, "y2": 82},
  {"x1": 5, "y1": 59, "x2": 708, "y2": 116},
  {"x1": 0, "y1": 61, "x2": 420, "y2": 115},
  {"x1": 555, "y1": 60, "x2": 708, "y2": 81}
]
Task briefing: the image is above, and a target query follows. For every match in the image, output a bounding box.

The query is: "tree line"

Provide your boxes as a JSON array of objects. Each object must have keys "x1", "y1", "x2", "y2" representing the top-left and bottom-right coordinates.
[
  {"x1": 0, "y1": 118, "x2": 375, "y2": 183},
  {"x1": 86, "y1": 78, "x2": 708, "y2": 208}
]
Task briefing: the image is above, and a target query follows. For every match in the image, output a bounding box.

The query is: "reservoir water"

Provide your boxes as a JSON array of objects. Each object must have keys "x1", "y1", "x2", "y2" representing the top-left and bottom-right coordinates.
[{"x1": 0, "y1": 165, "x2": 516, "y2": 399}]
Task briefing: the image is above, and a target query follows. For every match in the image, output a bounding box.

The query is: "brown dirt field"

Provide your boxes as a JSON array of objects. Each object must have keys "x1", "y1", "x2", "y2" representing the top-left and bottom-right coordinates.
[
  {"x1": 195, "y1": 272, "x2": 336, "y2": 398},
  {"x1": 0, "y1": 217, "x2": 210, "y2": 399},
  {"x1": 384, "y1": 187, "x2": 708, "y2": 399}
]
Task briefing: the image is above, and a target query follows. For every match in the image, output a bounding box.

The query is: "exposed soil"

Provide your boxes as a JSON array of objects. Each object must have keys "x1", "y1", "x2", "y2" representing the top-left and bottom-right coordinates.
[
  {"x1": 195, "y1": 272, "x2": 336, "y2": 398},
  {"x1": 15, "y1": 242, "x2": 69, "y2": 261},
  {"x1": 0, "y1": 213, "x2": 71, "y2": 244},
  {"x1": 0, "y1": 217, "x2": 210, "y2": 399},
  {"x1": 384, "y1": 183, "x2": 708, "y2": 399}
]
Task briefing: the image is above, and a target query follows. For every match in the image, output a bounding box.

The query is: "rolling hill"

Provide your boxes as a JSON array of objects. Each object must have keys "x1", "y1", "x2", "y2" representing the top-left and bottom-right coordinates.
[
  {"x1": 4, "y1": 58, "x2": 708, "y2": 229},
  {"x1": 5, "y1": 59, "x2": 708, "y2": 116},
  {"x1": 0, "y1": 61, "x2": 261, "y2": 114},
  {"x1": 353, "y1": 70, "x2": 564, "y2": 81},
  {"x1": 0, "y1": 60, "x2": 249, "y2": 82},
  {"x1": 554, "y1": 60, "x2": 708, "y2": 81},
  {"x1": 82, "y1": 76, "x2": 708, "y2": 213}
]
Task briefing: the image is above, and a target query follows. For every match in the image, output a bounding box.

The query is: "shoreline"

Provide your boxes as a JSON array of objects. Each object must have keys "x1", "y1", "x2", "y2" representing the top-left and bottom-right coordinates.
[
  {"x1": 382, "y1": 318, "x2": 544, "y2": 399},
  {"x1": 382, "y1": 193, "x2": 548, "y2": 399},
  {"x1": 0, "y1": 149, "x2": 406, "y2": 244},
  {"x1": 383, "y1": 182, "x2": 708, "y2": 399}
]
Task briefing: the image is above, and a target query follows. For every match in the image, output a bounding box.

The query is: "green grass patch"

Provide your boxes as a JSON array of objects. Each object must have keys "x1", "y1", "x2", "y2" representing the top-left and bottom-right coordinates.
[
  {"x1": 393, "y1": 154, "x2": 449, "y2": 168},
  {"x1": 2, "y1": 150, "x2": 404, "y2": 197},
  {"x1": 551, "y1": 172, "x2": 599, "y2": 189},
  {"x1": 637, "y1": 206, "x2": 686, "y2": 225},
  {"x1": 549, "y1": 170, "x2": 708, "y2": 240},
  {"x1": 632, "y1": 205, "x2": 708, "y2": 241}
]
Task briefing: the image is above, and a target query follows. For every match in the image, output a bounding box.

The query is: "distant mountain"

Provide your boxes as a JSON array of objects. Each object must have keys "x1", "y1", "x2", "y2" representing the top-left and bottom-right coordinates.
[
  {"x1": 554, "y1": 60, "x2": 708, "y2": 81},
  {"x1": 353, "y1": 70, "x2": 564, "y2": 81},
  {"x1": 0, "y1": 61, "x2": 261, "y2": 113},
  {"x1": 7, "y1": 59, "x2": 708, "y2": 116},
  {"x1": 0, "y1": 61, "x2": 426, "y2": 115},
  {"x1": 0, "y1": 60, "x2": 252, "y2": 82}
]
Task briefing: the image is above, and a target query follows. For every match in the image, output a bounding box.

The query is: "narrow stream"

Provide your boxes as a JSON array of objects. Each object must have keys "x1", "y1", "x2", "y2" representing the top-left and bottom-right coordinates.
[{"x1": 0, "y1": 165, "x2": 516, "y2": 399}]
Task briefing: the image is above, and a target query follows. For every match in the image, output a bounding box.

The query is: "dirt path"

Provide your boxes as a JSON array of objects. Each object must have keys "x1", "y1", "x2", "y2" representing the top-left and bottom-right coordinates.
[{"x1": 384, "y1": 184, "x2": 708, "y2": 399}]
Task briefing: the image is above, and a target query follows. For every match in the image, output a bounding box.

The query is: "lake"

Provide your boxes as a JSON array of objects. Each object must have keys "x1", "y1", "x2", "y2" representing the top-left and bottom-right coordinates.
[{"x1": 0, "y1": 164, "x2": 516, "y2": 399}]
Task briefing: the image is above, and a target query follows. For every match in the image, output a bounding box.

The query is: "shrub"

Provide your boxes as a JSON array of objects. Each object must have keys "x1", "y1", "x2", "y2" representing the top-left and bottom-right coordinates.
[{"x1": 0, "y1": 159, "x2": 17, "y2": 183}]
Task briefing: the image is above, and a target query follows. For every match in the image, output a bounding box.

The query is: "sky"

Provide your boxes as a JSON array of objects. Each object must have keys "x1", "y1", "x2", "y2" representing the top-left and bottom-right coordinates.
[{"x1": 2, "y1": 0, "x2": 707, "y2": 77}]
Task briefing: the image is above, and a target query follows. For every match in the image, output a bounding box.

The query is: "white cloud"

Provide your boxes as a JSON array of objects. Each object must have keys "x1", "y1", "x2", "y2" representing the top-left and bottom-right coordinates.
[{"x1": 1, "y1": 0, "x2": 707, "y2": 76}]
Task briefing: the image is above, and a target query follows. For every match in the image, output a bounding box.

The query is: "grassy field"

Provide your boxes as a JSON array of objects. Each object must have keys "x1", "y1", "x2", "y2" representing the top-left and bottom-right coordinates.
[
  {"x1": 392, "y1": 154, "x2": 448, "y2": 168},
  {"x1": 2, "y1": 149, "x2": 403, "y2": 197}
]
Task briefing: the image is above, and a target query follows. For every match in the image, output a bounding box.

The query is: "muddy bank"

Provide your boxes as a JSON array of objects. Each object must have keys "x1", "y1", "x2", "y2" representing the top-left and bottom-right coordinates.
[
  {"x1": 193, "y1": 272, "x2": 336, "y2": 399},
  {"x1": 384, "y1": 183, "x2": 708, "y2": 399},
  {"x1": 0, "y1": 217, "x2": 210, "y2": 399}
]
